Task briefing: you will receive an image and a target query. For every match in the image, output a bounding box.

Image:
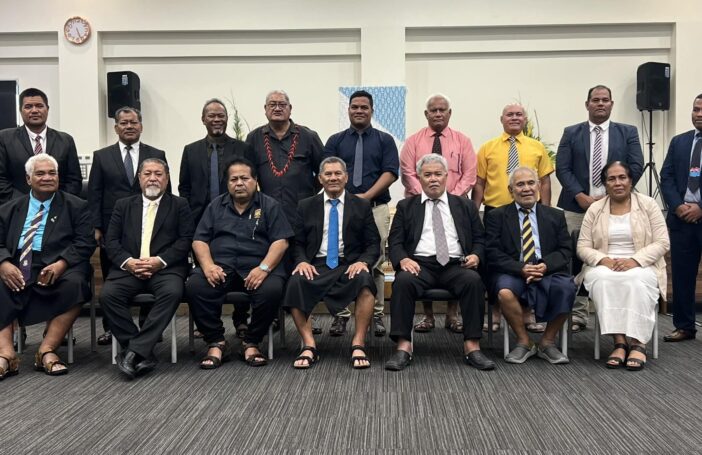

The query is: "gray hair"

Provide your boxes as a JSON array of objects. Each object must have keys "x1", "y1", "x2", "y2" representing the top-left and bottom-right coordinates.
[
  {"x1": 138, "y1": 158, "x2": 170, "y2": 175},
  {"x1": 114, "y1": 107, "x2": 143, "y2": 123},
  {"x1": 416, "y1": 154, "x2": 448, "y2": 174},
  {"x1": 425, "y1": 93, "x2": 451, "y2": 110},
  {"x1": 319, "y1": 156, "x2": 347, "y2": 175},
  {"x1": 201, "y1": 98, "x2": 228, "y2": 117},
  {"x1": 265, "y1": 90, "x2": 290, "y2": 105},
  {"x1": 25, "y1": 154, "x2": 58, "y2": 176},
  {"x1": 508, "y1": 166, "x2": 539, "y2": 186},
  {"x1": 501, "y1": 103, "x2": 527, "y2": 116}
]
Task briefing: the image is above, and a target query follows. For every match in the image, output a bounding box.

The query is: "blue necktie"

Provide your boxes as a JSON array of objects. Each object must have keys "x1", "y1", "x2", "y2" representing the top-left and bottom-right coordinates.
[
  {"x1": 327, "y1": 199, "x2": 340, "y2": 269},
  {"x1": 210, "y1": 144, "x2": 219, "y2": 202}
]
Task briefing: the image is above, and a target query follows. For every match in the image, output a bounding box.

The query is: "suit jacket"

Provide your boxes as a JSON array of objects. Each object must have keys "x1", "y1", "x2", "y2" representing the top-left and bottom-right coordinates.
[
  {"x1": 485, "y1": 203, "x2": 571, "y2": 277},
  {"x1": 661, "y1": 129, "x2": 698, "y2": 228},
  {"x1": 0, "y1": 126, "x2": 83, "y2": 204},
  {"x1": 105, "y1": 193, "x2": 194, "y2": 279},
  {"x1": 178, "y1": 135, "x2": 255, "y2": 224},
  {"x1": 293, "y1": 192, "x2": 380, "y2": 267},
  {"x1": 555, "y1": 121, "x2": 644, "y2": 212},
  {"x1": 388, "y1": 192, "x2": 485, "y2": 271},
  {"x1": 88, "y1": 142, "x2": 168, "y2": 232},
  {"x1": 0, "y1": 191, "x2": 95, "y2": 275}
]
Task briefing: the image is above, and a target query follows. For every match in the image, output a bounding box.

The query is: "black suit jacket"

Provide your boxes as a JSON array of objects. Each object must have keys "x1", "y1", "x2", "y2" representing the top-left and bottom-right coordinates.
[
  {"x1": 0, "y1": 126, "x2": 83, "y2": 204},
  {"x1": 105, "y1": 193, "x2": 194, "y2": 279},
  {"x1": 88, "y1": 142, "x2": 168, "y2": 231},
  {"x1": 485, "y1": 203, "x2": 571, "y2": 277},
  {"x1": 388, "y1": 193, "x2": 485, "y2": 271},
  {"x1": 293, "y1": 192, "x2": 380, "y2": 267},
  {"x1": 178, "y1": 135, "x2": 255, "y2": 224},
  {"x1": 0, "y1": 191, "x2": 95, "y2": 275},
  {"x1": 661, "y1": 129, "x2": 699, "y2": 229},
  {"x1": 555, "y1": 121, "x2": 643, "y2": 212}
]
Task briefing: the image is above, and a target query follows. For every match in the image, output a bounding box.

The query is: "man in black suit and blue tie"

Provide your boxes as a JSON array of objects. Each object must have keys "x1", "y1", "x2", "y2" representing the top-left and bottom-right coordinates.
[
  {"x1": 555, "y1": 85, "x2": 644, "y2": 331},
  {"x1": 661, "y1": 93, "x2": 702, "y2": 342}
]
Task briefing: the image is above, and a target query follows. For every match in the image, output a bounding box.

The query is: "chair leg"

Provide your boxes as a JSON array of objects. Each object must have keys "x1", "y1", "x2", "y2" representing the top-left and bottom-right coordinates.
[
  {"x1": 67, "y1": 326, "x2": 74, "y2": 364},
  {"x1": 593, "y1": 311, "x2": 600, "y2": 360},
  {"x1": 111, "y1": 334, "x2": 118, "y2": 364},
  {"x1": 90, "y1": 299, "x2": 97, "y2": 352},
  {"x1": 17, "y1": 325, "x2": 24, "y2": 354},
  {"x1": 502, "y1": 315, "x2": 508, "y2": 359},
  {"x1": 560, "y1": 317, "x2": 569, "y2": 359},
  {"x1": 268, "y1": 325, "x2": 274, "y2": 360},
  {"x1": 170, "y1": 314, "x2": 177, "y2": 364},
  {"x1": 653, "y1": 311, "x2": 659, "y2": 359},
  {"x1": 486, "y1": 303, "x2": 493, "y2": 350},
  {"x1": 188, "y1": 311, "x2": 195, "y2": 353}
]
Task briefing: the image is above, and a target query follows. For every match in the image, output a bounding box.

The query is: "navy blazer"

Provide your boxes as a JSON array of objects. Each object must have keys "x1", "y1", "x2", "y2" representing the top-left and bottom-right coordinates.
[
  {"x1": 661, "y1": 130, "x2": 699, "y2": 228},
  {"x1": 556, "y1": 121, "x2": 643, "y2": 212}
]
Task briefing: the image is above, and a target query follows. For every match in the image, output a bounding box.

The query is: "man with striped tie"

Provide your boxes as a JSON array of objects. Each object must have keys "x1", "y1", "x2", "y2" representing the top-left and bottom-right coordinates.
[
  {"x1": 555, "y1": 85, "x2": 643, "y2": 332},
  {"x1": 485, "y1": 167, "x2": 575, "y2": 364}
]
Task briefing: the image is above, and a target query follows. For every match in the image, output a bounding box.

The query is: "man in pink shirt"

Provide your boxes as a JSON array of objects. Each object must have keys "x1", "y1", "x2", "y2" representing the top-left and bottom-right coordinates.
[{"x1": 399, "y1": 93, "x2": 477, "y2": 333}]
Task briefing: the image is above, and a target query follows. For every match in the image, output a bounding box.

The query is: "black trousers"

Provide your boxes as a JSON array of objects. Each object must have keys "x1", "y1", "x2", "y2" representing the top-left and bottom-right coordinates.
[
  {"x1": 186, "y1": 268, "x2": 284, "y2": 345},
  {"x1": 100, "y1": 273, "x2": 183, "y2": 359},
  {"x1": 669, "y1": 220, "x2": 702, "y2": 333},
  {"x1": 389, "y1": 257, "x2": 485, "y2": 342}
]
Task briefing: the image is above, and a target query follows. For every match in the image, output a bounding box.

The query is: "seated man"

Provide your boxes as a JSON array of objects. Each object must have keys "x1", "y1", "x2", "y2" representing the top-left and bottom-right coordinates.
[
  {"x1": 187, "y1": 158, "x2": 292, "y2": 369},
  {"x1": 283, "y1": 157, "x2": 380, "y2": 369},
  {"x1": 485, "y1": 166, "x2": 575, "y2": 364},
  {"x1": 101, "y1": 158, "x2": 194, "y2": 379},
  {"x1": 385, "y1": 154, "x2": 494, "y2": 371},
  {"x1": 0, "y1": 155, "x2": 95, "y2": 378}
]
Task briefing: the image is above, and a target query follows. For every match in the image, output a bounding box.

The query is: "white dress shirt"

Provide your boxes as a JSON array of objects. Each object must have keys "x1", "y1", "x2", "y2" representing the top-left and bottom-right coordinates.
[
  {"x1": 588, "y1": 120, "x2": 610, "y2": 198},
  {"x1": 316, "y1": 191, "x2": 345, "y2": 258},
  {"x1": 120, "y1": 141, "x2": 140, "y2": 179},
  {"x1": 414, "y1": 190, "x2": 462, "y2": 258},
  {"x1": 120, "y1": 193, "x2": 166, "y2": 269}
]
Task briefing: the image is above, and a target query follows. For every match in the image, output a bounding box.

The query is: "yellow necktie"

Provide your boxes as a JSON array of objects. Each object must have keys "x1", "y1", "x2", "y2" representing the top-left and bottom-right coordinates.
[{"x1": 140, "y1": 202, "x2": 157, "y2": 258}]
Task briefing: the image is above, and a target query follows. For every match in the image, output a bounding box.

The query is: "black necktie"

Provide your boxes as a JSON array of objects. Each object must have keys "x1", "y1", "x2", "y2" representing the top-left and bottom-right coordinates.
[
  {"x1": 687, "y1": 132, "x2": 702, "y2": 193},
  {"x1": 432, "y1": 133, "x2": 442, "y2": 155},
  {"x1": 124, "y1": 145, "x2": 134, "y2": 186}
]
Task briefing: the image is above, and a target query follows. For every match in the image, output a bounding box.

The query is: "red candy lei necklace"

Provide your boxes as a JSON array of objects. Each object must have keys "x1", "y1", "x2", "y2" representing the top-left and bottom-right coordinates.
[{"x1": 264, "y1": 130, "x2": 299, "y2": 177}]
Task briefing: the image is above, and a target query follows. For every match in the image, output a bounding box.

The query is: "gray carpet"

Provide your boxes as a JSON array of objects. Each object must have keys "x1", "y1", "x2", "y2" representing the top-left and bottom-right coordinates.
[{"x1": 2, "y1": 314, "x2": 701, "y2": 454}]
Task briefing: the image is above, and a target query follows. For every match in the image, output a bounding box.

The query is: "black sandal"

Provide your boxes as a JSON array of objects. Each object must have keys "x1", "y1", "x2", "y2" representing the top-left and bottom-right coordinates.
[
  {"x1": 34, "y1": 350, "x2": 68, "y2": 376},
  {"x1": 350, "y1": 345, "x2": 370, "y2": 369},
  {"x1": 606, "y1": 343, "x2": 629, "y2": 369},
  {"x1": 293, "y1": 345, "x2": 319, "y2": 369},
  {"x1": 199, "y1": 342, "x2": 231, "y2": 370},
  {"x1": 0, "y1": 355, "x2": 19, "y2": 380},
  {"x1": 626, "y1": 344, "x2": 647, "y2": 371},
  {"x1": 240, "y1": 343, "x2": 268, "y2": 367}
]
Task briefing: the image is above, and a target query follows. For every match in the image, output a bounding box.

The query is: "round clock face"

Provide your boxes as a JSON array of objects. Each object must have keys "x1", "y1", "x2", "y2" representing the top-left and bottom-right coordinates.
[{"x1": 64, "y1": 17, "x2": 91, "y2": 44}]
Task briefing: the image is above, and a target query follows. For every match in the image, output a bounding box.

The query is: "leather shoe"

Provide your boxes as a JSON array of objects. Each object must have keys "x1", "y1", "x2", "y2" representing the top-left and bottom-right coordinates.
[
  {"x1": 373, "y1": 316, "x2": 386, "y2": 337},
  {"x1": 135, "y1": 354, "x2": 158, "y2": 376},
  {"x1": 116, "y1": 350, "x2": 137, "y2": 379},
  {"x1": 329, "y1": 316, "x2": 348, "y2": 337},
  {"x1": 385, "y1": 350, "x2": 413, "y2": 371},
  {"x1": 97, "y1": 331, "x2": 112, "y2": 346},
  {"x1": 311, "y1": 316, "x2": 322, "y2": 335},
  {"x1": 663, "y1": 329, "x2": 695, "y2": 342},
  {"x1": 464, "y1": 350, "x2": 496, "y2": 371}
]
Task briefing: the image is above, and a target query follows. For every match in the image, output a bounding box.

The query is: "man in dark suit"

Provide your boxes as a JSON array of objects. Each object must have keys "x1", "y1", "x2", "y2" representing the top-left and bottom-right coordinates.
[
  {"x1": 101, "y1": 158, "x2": 193, "y2": 379},
  {"x1": 0, "y1": 155, "x2": 95, "y2": 378},
  {"x1": 89, "y1": 107, "x2": 168, "y2": 345},
  {"x1": 485, "y1": 167, "x2": 574, "y2": 364},
  {"x1": 660, "y1": 93, "x2": 702, "y2": 342},
  {"x1": 283, "y1": 157, "x2": 380, "y2": 369},
  {"x1": 0, "y1": 88, "x2": 82, "y2": 204},
  {"x1": 555, "y1": 85, "x2": 643, "y2": 331},
  {"x1": 385, "y1": 154, "x2": 494, "y2": 371}
]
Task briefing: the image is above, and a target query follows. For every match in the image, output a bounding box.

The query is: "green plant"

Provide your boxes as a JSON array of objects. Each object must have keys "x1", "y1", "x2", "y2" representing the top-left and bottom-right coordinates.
[
  {"x1": 225, "y1": 95, "x2": 249, "y2": 141},
  {"x1": 523, "y1": 109, "x2": 556, "y2": 166}
]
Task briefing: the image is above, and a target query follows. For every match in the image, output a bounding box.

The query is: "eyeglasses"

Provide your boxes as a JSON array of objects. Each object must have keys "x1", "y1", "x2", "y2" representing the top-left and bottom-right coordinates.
[{"x1": 266, "y1": 102, "x2": 289, "y2": 109}]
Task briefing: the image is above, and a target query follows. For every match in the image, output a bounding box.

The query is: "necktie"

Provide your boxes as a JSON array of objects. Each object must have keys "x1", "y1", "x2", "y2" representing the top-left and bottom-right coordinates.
[
  {"x1": 432, "y1": 133, "x2": 442, "y2": 155},
  {"x1": 124, "y1": 145, "x2": 134, "y2": 186},
  {"x1": 140, "y1": 202, "x2": 157, "y2": 258},
  {"x1": 19, "y1": 203, "x2": 45, "y2": 282},
  {"x1": 521, "y1": 208, "x2": 536, "y2": 264},
  {"x1": 326, "y1": 199, "x2": 340, "y2": 269},
  {"x1": 353, "y1": 133, "x2": 363, "y2": 187},
  {"x1": 34, "y1": 135, "x2": 43, "y2": 155},
  {"x1": 210, "y1": 144, "x2": 219, "y2": 202},
  {"x1": 592, "y1": 126, "x2": 603, "y2": 187},
  {"x1": 507, "y1": 136, "x2": 519, "y2": 175},
  {"x1": 687, "y1": 132, "x2": 702, "y2": 193},
  {"x1": 432, "y1": 200, "x2": 450, "y2": 266}
]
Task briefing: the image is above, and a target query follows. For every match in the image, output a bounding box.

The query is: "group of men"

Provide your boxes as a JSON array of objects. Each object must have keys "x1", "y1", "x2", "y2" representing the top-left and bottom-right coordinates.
[{"x1": 0, "y1": 84, "x2": 701, "y2": 381}]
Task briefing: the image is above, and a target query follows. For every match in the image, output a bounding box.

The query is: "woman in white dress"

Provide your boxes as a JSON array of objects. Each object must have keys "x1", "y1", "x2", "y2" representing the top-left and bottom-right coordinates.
[{"x1": 576, "y1": 161, "x2": 669, "y2": 371}]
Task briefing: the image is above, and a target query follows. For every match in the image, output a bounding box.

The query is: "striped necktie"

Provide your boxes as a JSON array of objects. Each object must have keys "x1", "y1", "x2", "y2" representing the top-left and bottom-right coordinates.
[
  {"x1": 19, "y1": 203, "x2": 45, "y2": 281},
  {"x1": 520, "y1": 207, "x2": 535, "y2": 264},
  {"x1": 507, "y1": 136, "x2": 519, "y2": 175},
  {"x1": 34, "y1": 135, "x2": 43, "y2": 155},
  {"x1": 140, "y1": 202, "x2": 157, "y2": 258},
  {"x1": 592, "y1": 126, "x2": 603, "y2": 187}
]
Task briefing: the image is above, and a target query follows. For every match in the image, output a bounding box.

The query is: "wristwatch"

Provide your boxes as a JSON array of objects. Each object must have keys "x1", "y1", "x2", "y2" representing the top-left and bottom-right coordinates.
[{"x1": 259, "y1": 263, "x2": 270, "y2": 273}]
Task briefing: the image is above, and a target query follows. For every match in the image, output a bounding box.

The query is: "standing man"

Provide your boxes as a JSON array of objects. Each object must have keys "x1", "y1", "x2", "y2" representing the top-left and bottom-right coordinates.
[
  {"x1": 0, "y1": 88, "x2": 82, "y2": 204},
  {"x1": 400, "y1": 93, "x2": 477, "y2": 334},
  {"x1": 89, "y1": 107, "x2": 168, "y2": 345},
  {"x1": 660, "y1": 93, "x2": 702, "y2": 342},
  {"x1": 324, "y1": 90, "x2": 399, "y2": 337},
  {"x1": 556, "y1": 85, "x2": 643, "y2": 332}
]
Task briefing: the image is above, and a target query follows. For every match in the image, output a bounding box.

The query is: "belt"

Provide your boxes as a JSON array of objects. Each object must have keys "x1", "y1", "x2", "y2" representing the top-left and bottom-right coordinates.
[{"x1": 370, "y1": 201, "x2": 387, "y2": 208}]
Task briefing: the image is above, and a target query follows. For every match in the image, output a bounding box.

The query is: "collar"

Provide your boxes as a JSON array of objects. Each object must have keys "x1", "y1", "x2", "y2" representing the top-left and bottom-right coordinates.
[
  {"x1": 588, "y1": 120, "x2": 611, "y2": 132},
  {"x1": 323, "y1": 190, "x2": 345, "y2": 205},
  {"x1": 119, "y1": 141, "x2": 140, "y2": 152},
  {"x1": 29, "y1": 190, "x2": 55, "y2": 207},
  {"x1": 206, "y1": 135, "x2": 229, "y2": 147},
  {"x1": 421, "y1": 190, "x2": 449, "y2": 205},
  {"x1": 142, "y1": 194, "x2": 164, "y2": 206},
  {"x1": 222, "y1": 190, "x2": 260, "y2": 212},
  {"x1": 25, "y1": 125, "x2": 48, "y2": 140},
  {"x1": 263, "y1": 120, "x2": 297, "y2": 137},
  {"x1": 349, "y1": 125, "x2": 372, "y2": 136},
  {"x1": 515, "y1": 202, "x2": 537, "y2": 214},
  {"x1": 428, "y1": 126, "x2": 449, "y2": 137},
  {"x1": 501, "y1": 131, "x2": 525, "y2": 143}
]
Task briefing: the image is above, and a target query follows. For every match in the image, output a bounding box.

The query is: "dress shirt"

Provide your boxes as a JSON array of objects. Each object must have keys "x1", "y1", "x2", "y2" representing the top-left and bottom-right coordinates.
[
  {"x1": 119, "y1": 141, "x2": 140, "y2": 179},
  {"x1": 684, "y1": 131, "x2": 702, "y2": 203},
  {"x1": 477, "y1": 132, "x2": 554, "y2": 207},
  {"x1": 400, "y1": 126, "x2": 476, "y2": 197},
  {"x1": 588, "y1": 120, "x2": 610, "y2": 198},
  {"x1": 414, "y1": 190, "x2": 462, "y2": 258},
  {"x1": 515, "y1": 202, "x2": 542, "y2": 261},
  {"x1": 25, "y1": 126, "x2": 48, "y2": 154},
  {"x1": 316, "y1": 191, "x2": 346, "y2": 258},
  {"x1": 120, "y1": 194, "x2": 166, "y2": 269},
  {"x1": 324, "y1": 125, "x2": 399, "y2": 204},
  {"x1": 18, "y1": 191, "x2": 54, "y2": 251}
]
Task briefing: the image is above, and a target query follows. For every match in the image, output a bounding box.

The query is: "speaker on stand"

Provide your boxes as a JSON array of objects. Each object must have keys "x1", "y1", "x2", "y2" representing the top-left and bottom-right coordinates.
[
  {"x1": 107, "y1": 71, "x2": 141, "y2": 118},
  {"x1": 0, "y1": 81, "x2": 18, "y2": 130}
]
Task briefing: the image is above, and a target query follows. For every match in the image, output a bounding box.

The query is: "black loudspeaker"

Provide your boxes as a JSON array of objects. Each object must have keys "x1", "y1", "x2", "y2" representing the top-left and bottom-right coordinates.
[
  {"x1": 0, "y1": 81, "x2": 18, "y2": 129},
  {"x1": 636, "y1": 62, "x2": 670, "y2": 111},
  {"x1": 107, "y1": 71, "x2": 141, "y2": 118}
]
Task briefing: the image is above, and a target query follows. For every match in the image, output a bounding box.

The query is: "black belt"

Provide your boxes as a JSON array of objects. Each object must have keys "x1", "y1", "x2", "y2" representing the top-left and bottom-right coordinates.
[{"x1": 370, "y1": 201, "x2": 387, "y2": 208}]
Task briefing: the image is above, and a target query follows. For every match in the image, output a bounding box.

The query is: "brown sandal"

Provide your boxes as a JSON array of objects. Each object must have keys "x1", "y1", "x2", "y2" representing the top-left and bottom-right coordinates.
[
  {"x1": 34, "y1": 350, "x2": 68, "y2": 376},
  {"x1": 413, "y1": 317, "x2": 435, "y2": 333},
  {"x1": 0, "y1": 355, "x2": 19, "y2": 380},
  {"x1": 199, "y1": 342, "x2": 231, "y2": 370},
  {"x1": 240, "y1": 343, "x2": 268, "y2": 367},
  {"x1": 445, "y1": 317, "x2": 463, "y2": 334}
]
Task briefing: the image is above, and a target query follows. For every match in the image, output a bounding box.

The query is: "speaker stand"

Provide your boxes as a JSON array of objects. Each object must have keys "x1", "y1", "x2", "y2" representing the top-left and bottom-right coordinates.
[{"x1": 641, "y1": 109, "x2": 666, "y2": 209}]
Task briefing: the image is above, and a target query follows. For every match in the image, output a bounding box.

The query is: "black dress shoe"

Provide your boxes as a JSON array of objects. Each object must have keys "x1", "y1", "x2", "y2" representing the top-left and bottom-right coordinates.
[
  {"x1": 329, "y1": 316, "x2": 348, "y2": 336},
  {"x1": 135, "y1": 354, "x2": 158, "y2": 376},
  {"x1": 373, "y1": 316, "x2": 386, "y2": 337},
  {"x1": 97, "y1": 331, "x2": 112, "y2": 346},
  {"x1": 116, "y1": 350, "x2": 137, "y2": 379},
  {"x1": 663, "y1": 329, "x2": 696, "y2": 342},
  {"x1": 311, "y1": 316, "x2": 322, "y2": 335},
  {"x1": 384, "y1": 350, "x2": 413, "y2": 371},
  {"x1": 464, "y1": 350, "x2": 496, "y2": 371}
]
